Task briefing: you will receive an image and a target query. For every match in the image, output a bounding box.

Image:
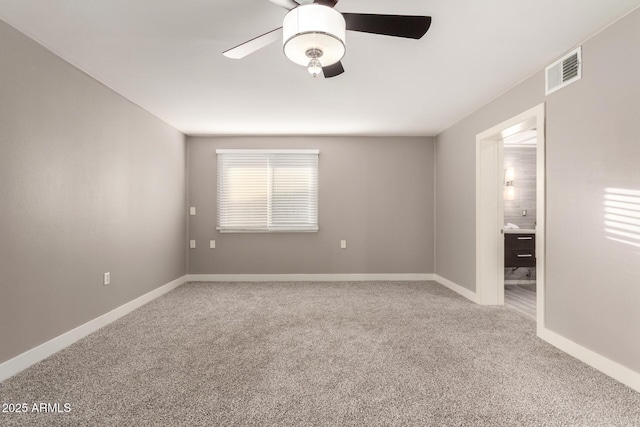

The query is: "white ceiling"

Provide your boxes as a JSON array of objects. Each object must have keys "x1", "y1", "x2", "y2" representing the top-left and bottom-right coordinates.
[{"x1": 1, "y1": 0, "x2": 639, "y2": 136}]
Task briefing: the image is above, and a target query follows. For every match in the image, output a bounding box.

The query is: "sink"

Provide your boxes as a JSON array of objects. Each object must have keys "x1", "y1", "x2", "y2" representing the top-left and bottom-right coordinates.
[{"x1": 504, "y1": 228, "x2": 535, "y2": 234}]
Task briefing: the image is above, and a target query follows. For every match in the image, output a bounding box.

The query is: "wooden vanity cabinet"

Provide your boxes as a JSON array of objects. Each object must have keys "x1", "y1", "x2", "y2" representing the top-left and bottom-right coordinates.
[{"x1": 504, "y1": 233, "x2": 536, "y2": 268}]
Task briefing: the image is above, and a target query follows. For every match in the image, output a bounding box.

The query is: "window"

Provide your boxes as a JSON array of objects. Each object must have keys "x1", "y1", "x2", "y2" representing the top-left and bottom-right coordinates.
[{"x1": 216, "y1": 149, "x2": 319, "y2": 232}]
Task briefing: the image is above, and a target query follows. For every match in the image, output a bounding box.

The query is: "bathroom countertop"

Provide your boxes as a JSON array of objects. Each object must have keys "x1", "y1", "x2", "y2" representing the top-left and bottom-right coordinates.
[{"x1": 504, "y1": 228, "x2": 535, "y2": 234}]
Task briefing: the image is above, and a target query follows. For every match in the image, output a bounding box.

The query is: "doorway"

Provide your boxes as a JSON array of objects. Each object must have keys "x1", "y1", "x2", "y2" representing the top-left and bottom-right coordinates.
[
  {"x1": 503, "y1": 127, "x2": 538, "y2": 320},
  {"x1": 475, "y1": 103, "x2": 546, "y2": 332}
]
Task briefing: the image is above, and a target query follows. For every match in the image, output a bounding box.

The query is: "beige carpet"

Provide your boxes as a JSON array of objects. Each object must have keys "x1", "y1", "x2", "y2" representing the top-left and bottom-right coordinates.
[{"x1": 1, "y1": 281, "x2": 639, "y2": 426}]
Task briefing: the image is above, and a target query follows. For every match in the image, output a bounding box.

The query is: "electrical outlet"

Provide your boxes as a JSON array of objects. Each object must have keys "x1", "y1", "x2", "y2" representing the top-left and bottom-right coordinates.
[
  {"x1": 190, "y1": 207, "x2": 196, "y2": 216},
  {"x1": 103, "y1": 272, "x2": 110, "y2": 286},
  {"x1": 340, "y1": 240, "x2": 347, "y2": 249},
  {"x1": 190, "y1": 240, "x2": 196, "y2": 249},
  {"x1": 210, "y1": 240, "x2": 216, "y2": 249}
]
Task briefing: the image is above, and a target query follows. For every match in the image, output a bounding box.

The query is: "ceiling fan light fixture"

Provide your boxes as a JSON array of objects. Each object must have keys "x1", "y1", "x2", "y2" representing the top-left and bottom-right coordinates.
[{"x1": 283, "y1": 4, "x2": 346, "y2": 68}]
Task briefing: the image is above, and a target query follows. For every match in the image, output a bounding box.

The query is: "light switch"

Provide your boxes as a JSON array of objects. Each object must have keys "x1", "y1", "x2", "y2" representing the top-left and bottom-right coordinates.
[
  {"x1": 210, "y1": 240, "x2": 216, "y2": 249},
  {"x1": 103, "y1": 272, "x2": 110, "y2": 286},
  {"x1": 190, "y1": 240, "x2": 196, "y2": 249},
  {"x1": 340, "y1": 240, "x2": 347, "y2": 249},
  {"x1": 190, "y1": 207, "x2": 196, "y2": 216}
]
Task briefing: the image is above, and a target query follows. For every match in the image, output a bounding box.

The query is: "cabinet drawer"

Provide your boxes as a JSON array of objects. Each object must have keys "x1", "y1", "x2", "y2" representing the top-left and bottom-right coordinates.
[
  {"x1": 505, "y1": 249, "x2": 536, "y2": 267},
  {"x1": 505, "y1": 234, "x2": 535, "y2": 250}
]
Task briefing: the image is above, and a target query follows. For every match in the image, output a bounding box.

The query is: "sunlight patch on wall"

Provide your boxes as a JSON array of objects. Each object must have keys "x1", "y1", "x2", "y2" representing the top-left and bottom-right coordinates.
[{"x1": 604, "y1": 188, "x2": 640, "y2": 249}]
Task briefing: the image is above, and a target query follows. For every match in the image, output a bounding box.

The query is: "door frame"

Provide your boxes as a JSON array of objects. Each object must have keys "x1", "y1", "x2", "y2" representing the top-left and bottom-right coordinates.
[{"x1": 475, "y1": 103, "x2": 546, "y2": 331}]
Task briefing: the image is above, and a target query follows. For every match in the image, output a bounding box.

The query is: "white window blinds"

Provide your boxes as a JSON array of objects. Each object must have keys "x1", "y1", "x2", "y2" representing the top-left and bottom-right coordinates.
[{"x1": 217, "y1": 149, "x2": 319, "y2": 232}]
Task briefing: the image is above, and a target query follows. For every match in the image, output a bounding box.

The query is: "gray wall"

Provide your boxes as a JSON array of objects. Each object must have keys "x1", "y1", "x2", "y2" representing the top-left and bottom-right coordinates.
[
  {"x1": 0, "y1": 20, "x2": 187, "y2": 364},
  {"x1": 435, "y1": 8, "x2": 640, "y2": 373},
  {"x1": 188, "y1": 136, "x2": 435, "y2": 275},
  {"x1": 504, "y1": 146, "x2": 537, "y2": 229},
  {"x1": 435, "y1": 73, "x2": 543, "y2": 291}
]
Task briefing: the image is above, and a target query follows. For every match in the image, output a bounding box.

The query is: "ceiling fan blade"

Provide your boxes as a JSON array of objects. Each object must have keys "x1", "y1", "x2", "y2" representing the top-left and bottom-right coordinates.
[
  {"x1": 343, "y1": 14, "x2": 432, "y2": 39},
  {"x1": 223, "y1": 27, "x2": 283, "y2": 59},
  {"x1": 268, "y1": 0, "x2": 300, "y2": 10},
  {"x1": 314, "y1": 0, "x2": 339, "y2": 7},
  {"x1": 323, "y1": 61, "x2": 344, "y2": 78}
]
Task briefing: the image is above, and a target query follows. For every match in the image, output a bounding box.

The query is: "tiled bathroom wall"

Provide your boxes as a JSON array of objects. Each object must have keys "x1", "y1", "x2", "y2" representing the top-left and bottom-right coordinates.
[{"x1": 504, "y1": 145, "x2": 537, "y2": 229}]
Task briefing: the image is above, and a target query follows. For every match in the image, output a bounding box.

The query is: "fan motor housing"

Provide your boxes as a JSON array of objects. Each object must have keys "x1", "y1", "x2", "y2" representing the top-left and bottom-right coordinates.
[{"x1": 283, "y1": 4, "x2": 346, "y2": 67}]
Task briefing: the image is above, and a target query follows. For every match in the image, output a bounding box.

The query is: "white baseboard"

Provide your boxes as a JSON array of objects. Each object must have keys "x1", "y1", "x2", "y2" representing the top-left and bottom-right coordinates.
[
  {"x1": 432, "y1": 276, "x2": 640, "y2": 393},
  {"x1": 5, "y1": 273, "x2": 635, "y2": 396},
  {"x1": 0, "y1": 275, "x2": 188, "y2": 383},
  {"x1": 538, "y1": 327, "x2": 640, "y2": 393},
  {"x1": 433, "y1": 275, "x2": 478, "y2": 303},
  {"x1": 187, "y1": 273, "x2": 436, "y2": 282}
]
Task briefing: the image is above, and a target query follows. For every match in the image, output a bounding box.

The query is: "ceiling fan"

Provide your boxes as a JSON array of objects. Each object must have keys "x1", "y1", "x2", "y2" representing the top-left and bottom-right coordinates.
[{"x1": 223, "y1": 0, "x2": 432, "y2": 78}]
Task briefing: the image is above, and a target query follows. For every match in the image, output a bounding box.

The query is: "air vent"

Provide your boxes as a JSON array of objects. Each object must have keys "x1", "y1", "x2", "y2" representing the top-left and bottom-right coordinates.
[{"x1": 545, "y1": 46, "x2": 582, "y2": 95}]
